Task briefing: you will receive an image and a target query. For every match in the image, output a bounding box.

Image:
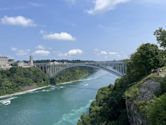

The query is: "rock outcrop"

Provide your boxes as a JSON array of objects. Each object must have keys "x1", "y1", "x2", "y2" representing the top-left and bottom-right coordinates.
[{"x1": 125, "y1": 73, "x2": 163, "y2": 125}]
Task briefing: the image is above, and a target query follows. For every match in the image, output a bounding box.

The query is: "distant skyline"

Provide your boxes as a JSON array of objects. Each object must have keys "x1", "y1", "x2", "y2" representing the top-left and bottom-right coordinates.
[{"x1": 0, "y1": 0, "x2": 166, "y2": 60}]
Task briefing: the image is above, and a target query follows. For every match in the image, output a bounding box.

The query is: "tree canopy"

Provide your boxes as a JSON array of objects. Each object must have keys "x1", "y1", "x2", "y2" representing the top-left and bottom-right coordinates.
[
  {"x1": 127, "y1": 43, "x2": 162, "y2": 82},
  {"x1": 154, "y1": 28, "x2": 166, "y2": 49}
]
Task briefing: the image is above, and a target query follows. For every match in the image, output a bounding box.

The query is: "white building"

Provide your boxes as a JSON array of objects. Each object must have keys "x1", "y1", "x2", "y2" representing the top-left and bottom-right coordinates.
[
  {"x1": 0, "y1": 56, "x2": 11, "y2": 69},
  {"x1": 17, "y1": 56, "x2": 34, "y2": 68},
  {"x1": 49, "y1": 61, "x2": 61, "y2": 65}
]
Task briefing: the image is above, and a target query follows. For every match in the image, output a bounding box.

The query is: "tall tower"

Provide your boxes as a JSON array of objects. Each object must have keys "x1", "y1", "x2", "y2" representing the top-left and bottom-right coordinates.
[{"x1": 29, "y1": 56, "x2": 33, "y2": 66}]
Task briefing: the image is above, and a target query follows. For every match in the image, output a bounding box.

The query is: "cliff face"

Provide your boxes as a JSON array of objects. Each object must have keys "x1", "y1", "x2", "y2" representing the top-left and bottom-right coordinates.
[
  {"x1": 77, "y1": 67, "x2": 166, "y2": 125},
  {"x1": 125, "y1": 68, "x2": 166, "y2": 125},
  {"x1": 126, "y1": 80, "x2": 160, "y2": 125}
]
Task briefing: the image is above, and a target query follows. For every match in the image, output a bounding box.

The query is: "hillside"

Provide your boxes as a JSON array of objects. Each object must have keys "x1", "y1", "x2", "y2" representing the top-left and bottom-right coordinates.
[
  {"x1": 77, "y1": 39, "x2": 166, "y2": 125},
  {"x1": 50, "y1": 67, "x2": 96, "y2": 84},
  {"x1": 0, "y1": 67, "x2": 50, "y2": 96},
  {"x1": 0, "y1": 66, "x2": 96, "y2": 96},
  {"x1": 77, "y1": 67, "x2": 166, "y2": 125},
  {"x1": 125, "y1": 67, "x2": 166, "y2": 125}
]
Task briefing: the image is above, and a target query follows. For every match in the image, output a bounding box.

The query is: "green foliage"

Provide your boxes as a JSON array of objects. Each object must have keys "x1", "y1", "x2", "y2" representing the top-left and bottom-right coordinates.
[
  {"x1": 78, "y1": 42, "x2": 164, "y2": 125},
  {"x1": 50, "y1": 67, "x2": 96, "y2": 84},
  {"x1": 161, "y1": 76, "x2": 166, "y2": 94},
  {"x1": 127, "y1": 43, "x2": 163, "y2": 82},
  {"x1": 125, "y1": 83, "x2": 139, "y2": 99},
  {"x1": 154, "y1": 28, "x2": 166, "y2": 65},
  {"x1": 125, "y1": 73, "x2": 163, "y2": 99},
  {"x1": 78, "y1": 82, "x2": 129, "y2": 125},
  {"x1": 78, "y1": 86, "x2": 119, "y2": 125},
  {"x1": 147, "y1": 94, "x2": 166, "y2": 125},
  {"x1": 0, "y1": 67, "x2": 49, "y2": 96},
  {"x1": 154, "y1": 28, "x2": 166, "y2": 49}
]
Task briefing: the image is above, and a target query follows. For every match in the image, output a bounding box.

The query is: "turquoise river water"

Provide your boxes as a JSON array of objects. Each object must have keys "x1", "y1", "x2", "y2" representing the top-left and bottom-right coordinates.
[{"x1": 0, "y1": 70, "x2": 118, "y2": 125}]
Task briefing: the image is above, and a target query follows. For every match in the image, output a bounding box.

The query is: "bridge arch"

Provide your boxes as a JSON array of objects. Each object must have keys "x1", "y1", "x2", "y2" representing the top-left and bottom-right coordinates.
[
  {"x1": 58, "y1": 65, "x2": 124, "y2": 77},
  {"x1": 37, "y1": 64, "x2": 126, "y2": 78}
]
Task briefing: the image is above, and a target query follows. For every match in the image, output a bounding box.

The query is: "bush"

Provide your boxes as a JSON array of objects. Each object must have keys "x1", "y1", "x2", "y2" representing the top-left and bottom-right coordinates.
[{"x1": 148, "y1": 94, "x2": 166, "y2": 125}]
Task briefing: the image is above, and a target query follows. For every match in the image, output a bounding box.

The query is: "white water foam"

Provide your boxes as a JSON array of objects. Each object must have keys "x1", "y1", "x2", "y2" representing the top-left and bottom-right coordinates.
[
  {"x1": 54, "y1": 99, "x2": 93, "y2": 125},
  {"x1": 40, "y1": 86, "x2": 57, "y2": 93},
  {"x1": 83, "y1": 84, "x2": 89, "y2": 87},
  {"x1": 0, "y1": 97, "x2": 17, "y2": 106}
]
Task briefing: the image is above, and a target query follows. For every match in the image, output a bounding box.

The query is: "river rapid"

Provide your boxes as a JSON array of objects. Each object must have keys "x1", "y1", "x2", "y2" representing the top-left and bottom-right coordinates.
[{"x1": 0, "y1": 70, "x2": 118, "y2": 125}]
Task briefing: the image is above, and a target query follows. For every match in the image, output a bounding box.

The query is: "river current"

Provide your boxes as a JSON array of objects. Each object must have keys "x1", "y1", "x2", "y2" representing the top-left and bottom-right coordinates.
[{"x1": 0, "y1": 70, "x2": 118, "y2": 125}]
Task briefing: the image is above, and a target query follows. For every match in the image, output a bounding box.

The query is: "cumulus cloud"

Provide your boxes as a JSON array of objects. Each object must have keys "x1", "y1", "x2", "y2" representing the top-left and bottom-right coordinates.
[
  {"x1": 94, "y1": 49, "x2": 119, "y2": 59},
  {"x1": 11, "y1": 45, "x2": 51, "y2": 57},
  {"x1": 0, "y1": 16, "x2": 36, "y2": 27},
  {"x1": 87, "y1": 0, "x2": 130, "y2": 14},
  {"x1": 33, "y1": 50, "x2": 50, "y2": 56},
  {"x1": 32, "y1": 45, "x2": 51, "y2": 56},
  {"x1": 43, "y1": 32, "x2": 75, "y2": 41},
  {"x1": 59, "y1": 49, "x2": 83, "y2": 57}
]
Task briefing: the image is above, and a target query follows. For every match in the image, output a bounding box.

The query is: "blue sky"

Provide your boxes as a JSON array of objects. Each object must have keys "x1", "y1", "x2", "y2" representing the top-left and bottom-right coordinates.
[{"x1": 0, "y1": 0, "x2": 166, "y2": 61}]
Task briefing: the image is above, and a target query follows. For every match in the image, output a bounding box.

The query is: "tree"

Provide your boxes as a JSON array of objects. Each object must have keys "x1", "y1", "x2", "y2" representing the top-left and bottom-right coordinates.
[
  {"x1": 154, "y1": 28, "x2": 166, "y2": 49},
  {"x1": 148, "y1": 94, "x2": 166, "y2": 125},
  {"x1": 127, "y1": 43, "x2": 162, "y2": 82}
]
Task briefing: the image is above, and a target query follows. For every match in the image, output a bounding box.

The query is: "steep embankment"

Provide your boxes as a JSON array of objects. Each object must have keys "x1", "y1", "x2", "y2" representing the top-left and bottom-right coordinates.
[
  {"x1": 125, "y1": 67, "x2": 166, "y2": 125},
  {"x1": 77, "y1": 67, "x2": 166, "y2": 125},
  {"x1": 50, "y1": 67, "x2": 97, "y2": 84},
  {"x1": 0, "y1": 67, "x2": 49, "y2": 96}
]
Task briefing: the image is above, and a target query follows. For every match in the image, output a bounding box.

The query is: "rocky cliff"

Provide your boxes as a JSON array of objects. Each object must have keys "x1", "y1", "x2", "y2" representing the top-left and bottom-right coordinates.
[
  {"x1": 77, "y1": 67, "x2": 166, "y2": 125},
  {"x1": 125, "y1": 67, "x2": 166, "y2": 125}
]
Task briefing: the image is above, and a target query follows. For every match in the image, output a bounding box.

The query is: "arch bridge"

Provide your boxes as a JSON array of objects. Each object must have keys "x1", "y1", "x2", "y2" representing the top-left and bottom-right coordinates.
[{"x1": 35, "y1": 61, "x2": 127, "y2": 78}]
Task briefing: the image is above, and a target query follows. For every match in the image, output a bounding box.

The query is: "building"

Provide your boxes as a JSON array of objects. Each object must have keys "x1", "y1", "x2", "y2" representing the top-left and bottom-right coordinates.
[
  {"x1": 0, "y1": 56, "x2": 11, "y2": 69},
  {"x1": 17, "y1": 56, "x2": 34, "y2": 68},
  {"x1": 29, "y1": 56, "x2": 34, "y2": 66},
  {"x1": 8, "y1": 59, "x2": 15, "y2": 65},
  {"x1": 49, "y1": 61, "x2": 61, "y2": 65}
]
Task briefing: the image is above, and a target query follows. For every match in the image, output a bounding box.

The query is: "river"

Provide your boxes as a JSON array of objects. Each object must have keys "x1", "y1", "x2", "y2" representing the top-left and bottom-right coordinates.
[{"x1": 0, "y1": 70, "x2": 118, "y2": 125}]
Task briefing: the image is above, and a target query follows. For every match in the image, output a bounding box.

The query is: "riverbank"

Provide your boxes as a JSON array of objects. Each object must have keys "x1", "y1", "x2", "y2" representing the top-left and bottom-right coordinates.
[
  {"x1": 52, "y1": 67, "x2": 97, "y2": 84},
  {"x1": 58, "y1": 78, "x2": 91, "y2": 85},
  {"x1": 0, "y1": 78, "x2": 91, "y2": 99},
  {"x1": 0, "y1": 67, "x2": 50, "y2": 96},
  {"x1": 0, "y1": 85, "x2": 51, "y2": 100},
  {"x1": 0, "y1": 70, "x2": 116, "y2": 125}
]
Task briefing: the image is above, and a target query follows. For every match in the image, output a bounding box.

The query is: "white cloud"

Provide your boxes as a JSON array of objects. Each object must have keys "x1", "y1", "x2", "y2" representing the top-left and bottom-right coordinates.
[
  {"x1": 0, "y1": 16, "x2": 36, "y2": 27},
  {"x1": 88, "y1": 0, "x2": 130, "y2": 14},
  {"x1": 32, "y1": 45, "x2": 51, "y2": 56},
  {"x1": 36, "y1": 45, "x2": 45, "y2": 50},
  {"x1": 59, "y1": 49, "x2": 83, "y2": 57},
  {"x1": 16, "y1": 50, "x2": 30, "y2": 56},
  {"x1": 94, "y1": 49, "x2": 118, "y2": 59},
  {"x1": 11, "y1": 48, "x2": 31, "y2": 56},
  {"x1": 11, "y1": 47, "x2": 17, "y2": 51},
  {"x1": 43, "y1": 32, "x2": 75, "y2": 41},
  {"x1": 33, "y1": 50, "x2": 50, "y2": 56}
]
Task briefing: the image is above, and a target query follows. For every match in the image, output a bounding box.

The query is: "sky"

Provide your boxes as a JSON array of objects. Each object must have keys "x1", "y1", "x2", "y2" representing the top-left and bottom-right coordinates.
[{"x1": 0, "y1": 0, "x2": 166, "y2": 61}]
